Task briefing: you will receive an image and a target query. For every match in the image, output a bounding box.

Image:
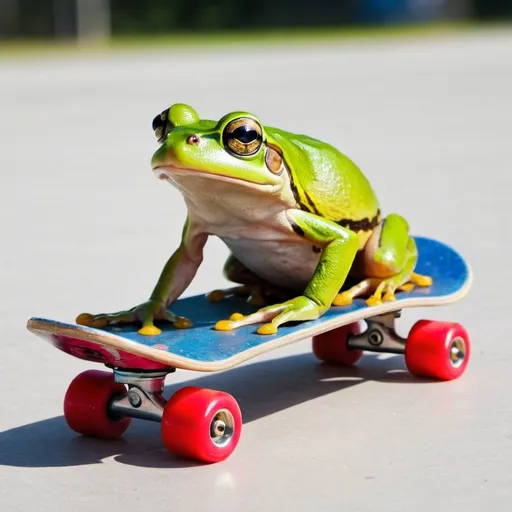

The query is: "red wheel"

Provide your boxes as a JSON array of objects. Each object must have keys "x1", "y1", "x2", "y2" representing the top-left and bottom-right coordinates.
[
  {"x1": 405, "y1": 320, "x2": 470, "y2": 381},
  {"x1": 63, "y1": 370, "x2": 131, "y2": 439},
  {"x1": 312, "y1": 323, "x2": 363, "y2": 365},
  {"x1": 161, "y1": 386, "x2": 242, "y2": 463}
]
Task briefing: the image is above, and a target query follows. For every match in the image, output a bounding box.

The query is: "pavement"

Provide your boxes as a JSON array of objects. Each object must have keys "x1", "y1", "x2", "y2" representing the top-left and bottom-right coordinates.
[{"x1": 1, "y1": 28, "x2": 511, "y2": 511}]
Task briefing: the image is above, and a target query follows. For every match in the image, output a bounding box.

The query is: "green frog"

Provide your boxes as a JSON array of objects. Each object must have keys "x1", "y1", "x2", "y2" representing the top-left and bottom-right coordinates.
[{"x1": 76, "y1": 103, "x2": 432, "y2": 336}]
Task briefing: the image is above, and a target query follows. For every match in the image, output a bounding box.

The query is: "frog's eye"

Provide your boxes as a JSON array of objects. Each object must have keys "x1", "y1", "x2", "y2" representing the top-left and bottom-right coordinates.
[
  {"x1": 152, "y1": 109, "x2": 171, "y2": 143},
  {"x1": 223, "y1": 117, "x2": 263, "y2": 156}
]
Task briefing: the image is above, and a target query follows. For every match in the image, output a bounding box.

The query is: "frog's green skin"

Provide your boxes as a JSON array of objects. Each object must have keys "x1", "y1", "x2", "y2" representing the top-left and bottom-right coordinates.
[{"x1": 76, "y1": 104, "x2": 432, "y2": 336}]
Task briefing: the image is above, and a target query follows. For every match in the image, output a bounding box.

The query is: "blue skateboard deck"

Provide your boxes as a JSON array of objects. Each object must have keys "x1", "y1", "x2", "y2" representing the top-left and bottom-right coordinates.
[{"x1": 27, "y1": 237, "x2": 472, "y2": 372}]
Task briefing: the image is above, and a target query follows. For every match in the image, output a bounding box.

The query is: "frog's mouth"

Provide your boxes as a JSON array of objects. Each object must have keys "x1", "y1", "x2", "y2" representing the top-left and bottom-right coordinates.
[{"x1": 153, "y1": 164, "x2": 281, "y2": 193}]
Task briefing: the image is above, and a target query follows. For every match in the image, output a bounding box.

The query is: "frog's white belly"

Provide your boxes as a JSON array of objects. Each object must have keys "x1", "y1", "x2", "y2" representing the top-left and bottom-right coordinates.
[
  {"x1": 222, "y1": 235, "x2": 321, "y2": 291},
  {"x1": 171, "y1": 173, "x2": 320, "y2": 289}
]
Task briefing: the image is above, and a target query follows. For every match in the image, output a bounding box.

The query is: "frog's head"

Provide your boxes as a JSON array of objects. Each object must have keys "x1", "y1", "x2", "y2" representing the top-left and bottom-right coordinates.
[{"x1": 151, "y1": 104, "x2": 286, "y2": 195}]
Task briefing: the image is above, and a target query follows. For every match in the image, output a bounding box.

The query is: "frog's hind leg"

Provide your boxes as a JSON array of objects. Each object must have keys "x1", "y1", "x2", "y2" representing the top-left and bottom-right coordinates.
[
  {"x1": 333, "y1": 214, "x2": 432, "y2": 307},
  {"x1": 206, "y1": 254, "x2": 288, "y2": 307},
  {"x1": 207, "y1": 285, "x2": 259, "y2": 304}
]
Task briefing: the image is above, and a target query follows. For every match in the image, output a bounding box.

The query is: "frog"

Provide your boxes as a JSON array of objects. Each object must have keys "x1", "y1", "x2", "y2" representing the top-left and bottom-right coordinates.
[{"x1": 76, "y1": 103, "x2": 432, "y2": 336}]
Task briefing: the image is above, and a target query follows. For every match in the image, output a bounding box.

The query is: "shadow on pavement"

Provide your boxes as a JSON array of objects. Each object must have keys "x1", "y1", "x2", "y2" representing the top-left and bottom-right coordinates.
[{"x1": 0, "y1": 352, "x2": 428, "y2": 469}]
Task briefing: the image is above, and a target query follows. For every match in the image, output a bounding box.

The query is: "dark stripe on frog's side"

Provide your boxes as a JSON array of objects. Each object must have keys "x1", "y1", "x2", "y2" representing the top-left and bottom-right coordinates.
[
  {"x1": 336, "y1": 210, "x2": 381, "y2": 232},
  {"x1": 302, "y1": 190, "x2": 322, "y2": 216},
  {"x1": 289, "y1": 172, "x2": 380, "y2": 235},
  {"x1": 287, "y1": 172, "x2": 315, "y2": 213},
  {"x1": 279, "y1": 147, "x2": 380, "y2": 233},
  {"x1": 286, "y1": 162, "x2": 378, "y2": 227},
  {"x1": 377, "y1": 217, "x2": 386, "y2": 246},
  {"x1": 279, "y1": 154, "x2": 321, "y2": 215}
]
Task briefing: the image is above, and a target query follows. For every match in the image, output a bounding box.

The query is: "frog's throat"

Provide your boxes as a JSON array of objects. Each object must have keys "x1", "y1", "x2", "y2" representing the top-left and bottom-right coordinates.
[{"x1": 153, "y1": 165, "x2": 282, "y2": 194}]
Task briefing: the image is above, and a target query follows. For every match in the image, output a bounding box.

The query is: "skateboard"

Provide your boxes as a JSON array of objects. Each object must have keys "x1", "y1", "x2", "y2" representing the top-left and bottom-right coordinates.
[{"x1": 26, "y1": 236, "x2": 472, "y2": 464}]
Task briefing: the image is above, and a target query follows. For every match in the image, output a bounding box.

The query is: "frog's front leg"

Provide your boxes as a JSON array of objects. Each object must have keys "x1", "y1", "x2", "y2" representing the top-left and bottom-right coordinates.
[
  {"x1": 214, "y1": 210, "x2": 360, "y2": 335},
  {"x1": 333, "y1": 214, "x2": 432, "y2": 307},
  {"x1": 207, "y1": 254, "x2": 290, "y2": 307},
  {"x1": 76, "y1": 218, "x2": 208, "y2": 336}
]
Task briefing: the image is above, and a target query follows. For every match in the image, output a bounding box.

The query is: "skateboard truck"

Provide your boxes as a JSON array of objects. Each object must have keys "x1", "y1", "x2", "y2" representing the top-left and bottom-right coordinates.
[
  {"x1": 109, "y1": 368, "x2": 175, "y2": 423},
  {"x1": 347, "y1": 312, "x2": 407, "y2": 355},
  {"x1": 312, "y1": 311, "x2": 470, "y2": 381},
  {"x1": 345, "y1": 312, "x2": 467, "y2": 368},
  {"x1": 59, "y1": 365, "x2": 243, "y2": 464},
  {"x1": 106, "y1": 368, "x2": 237, "y2": 451}
]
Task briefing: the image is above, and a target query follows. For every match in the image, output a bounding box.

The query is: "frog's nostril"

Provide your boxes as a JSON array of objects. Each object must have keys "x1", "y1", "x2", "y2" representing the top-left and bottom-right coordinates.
[{"x1": 187, "y1": 134, "x2": 200, "y2": 145}]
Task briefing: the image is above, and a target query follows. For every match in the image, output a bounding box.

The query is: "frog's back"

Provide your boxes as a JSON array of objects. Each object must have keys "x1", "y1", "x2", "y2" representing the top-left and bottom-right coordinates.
[{"x1": 266, "y1": 126, "x2": 380, "y2": 227}]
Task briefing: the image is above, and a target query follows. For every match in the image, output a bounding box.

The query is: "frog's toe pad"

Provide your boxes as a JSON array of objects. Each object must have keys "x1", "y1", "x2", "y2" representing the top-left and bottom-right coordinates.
[
  {"x1": 332, "y1": 292, "x2": 353, "y2": 307},
  {"x1": 138, "y1": 325, "x2": 162, "y2": 336},
  {"x1": 76, "y1": 313, "x2": 108, "y2": 328},
  {"x1": 383, "y1": 290, "x2": 397, "y2": 302},
  {"x1": 174, "y1": 317, "x2": 192, "y2": 329},
  {"x1": 366, "y1": 296, "x2": 383, "y2": 307},
  {"x1": 247, "y1": 295, "x2": 266, "y2": 307},
  {"x1": 206, "y1": 290, "x2": 226, "y2": 302},
  {"x1": 76, "y1": 313, "x2": 94, "y2": 326},
  {"x1": 257, "y1": 323, "x2": 278, "y2": 335},
  {"x1": 229, "y1": 312, "x2": 244, "y2": 321},
  {"x1": 215, "y1": 320, "x2": 235, "y2": 331}
]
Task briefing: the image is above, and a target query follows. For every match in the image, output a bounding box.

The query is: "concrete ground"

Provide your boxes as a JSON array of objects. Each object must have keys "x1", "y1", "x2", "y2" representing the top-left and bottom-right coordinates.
[{"x1": 1, "y1": 28, "x2": 511, "y2": 511}]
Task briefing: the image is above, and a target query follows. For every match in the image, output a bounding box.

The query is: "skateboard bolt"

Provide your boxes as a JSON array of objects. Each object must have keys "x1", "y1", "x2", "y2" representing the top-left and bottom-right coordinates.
[
  {"x1": 128, "y1": 390, "x2": 142, "y2": 408},
  {"x1": 368, "y1": 329, "x2": 383, "y2": 346},
  {"x1": 449, "y1": 336, "x2": 466, "y2": 368},
  {"x1": 212, "y1": 420, "x2": 226, "y2": 437}
]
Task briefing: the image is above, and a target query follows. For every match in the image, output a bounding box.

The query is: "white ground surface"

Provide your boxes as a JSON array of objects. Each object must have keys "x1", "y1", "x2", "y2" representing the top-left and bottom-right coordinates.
[{"x1": 1, "y1": 29, "x2": 511, "y2": 511}]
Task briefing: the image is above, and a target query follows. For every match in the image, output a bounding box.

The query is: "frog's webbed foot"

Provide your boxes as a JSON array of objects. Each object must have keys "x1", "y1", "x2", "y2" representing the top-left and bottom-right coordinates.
[
  {"x1": 333, "y1": 215, "x2": 433, "y2": 308},
  {"x1": 365, "y1": 271, "x2": 432, "y2": 306},
  {"x1": 333, "y1": 278, "x2": 380, "y2": 306},
  {"x1": 76, "y1": 299, "x2": 192, "y2": 336},
  {"x1": 332, "y1": 271, "x2": 433, "y2": 308},
  {"x1": 214, "y1": 295, "x2": 321, "y2": 335},
  {"x1": 333, "y1": 277, "x2": 401, "y2": 307},
  {"x1": 365, "y1": 279, "x2": 401, "y2": 307}
]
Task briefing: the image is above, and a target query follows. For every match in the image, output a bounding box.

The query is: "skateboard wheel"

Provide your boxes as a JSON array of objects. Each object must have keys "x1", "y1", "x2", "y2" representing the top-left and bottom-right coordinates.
[
  {"x1": 161, "y1": 386, "x2": 242, "y2": 463},
  {"x1": 405, "y1": 320, "x2": 470, "y2": 381},
  {"x1": 312, "y1": 323, "x2": 363, "y2": 366},
  {"x1": 63, "y1": 370, "x2": 131, "y2": 439}
]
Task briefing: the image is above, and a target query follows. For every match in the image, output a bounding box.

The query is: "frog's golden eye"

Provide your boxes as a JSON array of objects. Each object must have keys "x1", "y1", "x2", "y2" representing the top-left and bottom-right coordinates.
[{"x1": 223, "y1": 117, "x2": 263, "y2": 156}]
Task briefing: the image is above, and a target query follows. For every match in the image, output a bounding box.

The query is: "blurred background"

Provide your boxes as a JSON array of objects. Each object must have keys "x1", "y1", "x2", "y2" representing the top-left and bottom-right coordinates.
[{"x1": 0, "y1": 0, "x2": 511, "y2": 42}]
